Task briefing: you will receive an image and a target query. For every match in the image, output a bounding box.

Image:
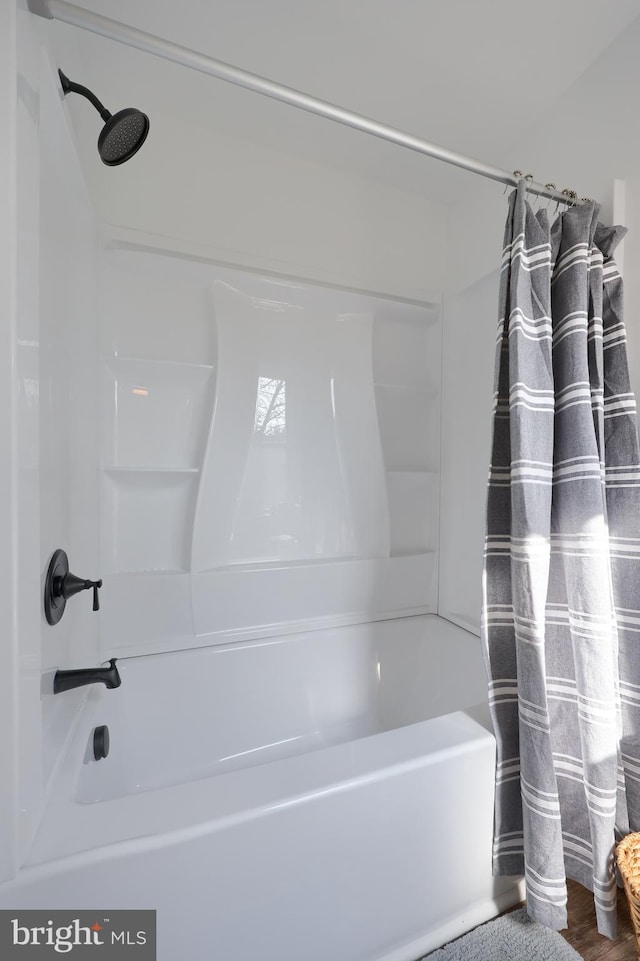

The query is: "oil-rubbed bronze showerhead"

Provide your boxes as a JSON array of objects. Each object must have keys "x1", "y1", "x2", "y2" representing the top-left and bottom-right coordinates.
[
  {"x1": 58, "y1": 68, "x2": 149, "y2": 166},
  {"x1": 97, "y1": 107, "x2": 150, "y2": 165}
]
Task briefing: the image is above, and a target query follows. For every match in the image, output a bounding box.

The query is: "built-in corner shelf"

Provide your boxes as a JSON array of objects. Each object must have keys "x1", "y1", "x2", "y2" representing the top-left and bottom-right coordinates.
[
  {"x1": 374, "y1": 385, "x2": 439, "y2": 473},
  {"x1": 373, "y1": 382, "x2": 437, "y2": 395},
  {"x1": 386, "y1": 471, "x2": 439, "y2": 556},
  {"x1": 104, "y1": 467, "x2": 200, "y2": 474},
  {"x1": 103, "y1": 354, "x2": 214, "y2": 372},
  {"x1": 100, "y1": 344, "x2": 216, "y2": 576},
  {"x1": 373, "y1": 302, "x2": 441, "y2": 564},
  {"x1": 102, "y1": 467, "x2": 199, "y2": 575},
  {"x1": 386, "y1": 469, "x2": 438, "y2": 476},
  {"x1": 389, "y1": 549, "x2": 437, "y2": 558},
  {"x1": 112, "y1": 568, "x2": 188, "y2": 576},
  {"x1": 101, "y1": 353, "x2": 215, "y2": 470}
]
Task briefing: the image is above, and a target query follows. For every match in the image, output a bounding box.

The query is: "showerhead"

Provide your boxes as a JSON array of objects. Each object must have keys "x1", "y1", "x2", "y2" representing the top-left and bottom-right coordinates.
[
  {"x1": 98, "y1": 108, "x2": 150, "y2": 166},
  {"x1": 58, "y1": 69, "x2": 149, "y2": 166}
]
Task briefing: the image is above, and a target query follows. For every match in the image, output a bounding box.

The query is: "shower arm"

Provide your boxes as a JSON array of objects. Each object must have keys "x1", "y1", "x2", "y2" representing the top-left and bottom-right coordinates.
[
  {"x1": 28, "y1": 0, "x2": 590, "y2": 207},
  {"x1": 57, "y1": 69, "x2": 112, "y2": 121}
]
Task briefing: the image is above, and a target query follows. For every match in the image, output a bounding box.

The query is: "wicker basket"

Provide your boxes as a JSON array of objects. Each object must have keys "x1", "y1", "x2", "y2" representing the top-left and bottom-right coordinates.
[{"x1": 616, "y1": 832, "x2": 640, "y2": 954}]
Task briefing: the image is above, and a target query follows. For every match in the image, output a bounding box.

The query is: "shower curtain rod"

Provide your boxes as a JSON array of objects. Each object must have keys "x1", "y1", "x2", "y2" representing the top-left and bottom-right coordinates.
[{"x1": 29, "y1": 0, "x2": 588, "y2": 207}]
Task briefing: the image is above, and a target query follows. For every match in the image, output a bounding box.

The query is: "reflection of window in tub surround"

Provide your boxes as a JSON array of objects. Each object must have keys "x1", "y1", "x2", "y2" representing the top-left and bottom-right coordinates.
[
  {"x1": 132, "y1": 386, "x2": 149, "y2": 397},
  {"x1": 254, "y1": 377, "x2": 286, "y2": 437}
]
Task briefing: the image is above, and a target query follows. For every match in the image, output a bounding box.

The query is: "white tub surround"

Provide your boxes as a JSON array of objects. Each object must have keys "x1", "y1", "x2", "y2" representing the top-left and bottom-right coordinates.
[
  {"x1": 1, "y1": 616, "x2": 523, "y2": 961},
  {"x1": 97, "y1": 239, "x2": 441, "y2": 656}
]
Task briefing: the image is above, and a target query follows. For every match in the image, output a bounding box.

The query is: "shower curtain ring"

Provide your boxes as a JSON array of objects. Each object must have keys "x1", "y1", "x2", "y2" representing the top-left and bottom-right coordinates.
[
  {"x1": 524, "y1": 174, "x2": 535, "y2": 205},
  {"x1": 504, "y1": 170, "x2": 523, "y2": 195},
  {"x1": 545, "y1": 184, "x2": 557, "y2": 210}
]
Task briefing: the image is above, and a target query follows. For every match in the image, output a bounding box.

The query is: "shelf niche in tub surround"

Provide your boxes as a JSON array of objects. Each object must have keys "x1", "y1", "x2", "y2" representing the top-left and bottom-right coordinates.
[{"x1": 99, "y1": 243, "x2": 441, "y2": 656}]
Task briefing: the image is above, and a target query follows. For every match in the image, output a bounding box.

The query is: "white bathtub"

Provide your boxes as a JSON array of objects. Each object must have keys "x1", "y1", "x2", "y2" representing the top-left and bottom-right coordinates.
[{"x1": 0, "y1": 615, "x2": 522, "y2": 960}]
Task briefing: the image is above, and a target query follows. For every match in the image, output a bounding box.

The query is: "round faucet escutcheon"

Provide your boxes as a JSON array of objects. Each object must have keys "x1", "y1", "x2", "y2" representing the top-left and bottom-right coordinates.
[{"x1": 44, "y1": 548, "x2": 102, "y2": 625}]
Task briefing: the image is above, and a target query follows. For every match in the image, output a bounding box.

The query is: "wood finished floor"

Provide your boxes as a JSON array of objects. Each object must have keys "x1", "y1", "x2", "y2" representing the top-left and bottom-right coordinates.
[{"x1": 559, "y1": 880, "x2": 637, "y2": 961}]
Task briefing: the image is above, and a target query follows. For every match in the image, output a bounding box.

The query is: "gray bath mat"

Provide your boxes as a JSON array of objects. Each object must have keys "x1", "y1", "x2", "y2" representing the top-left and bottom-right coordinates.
[{"x1": 421, "y1": 908, "x2": 583, "y2": 961}]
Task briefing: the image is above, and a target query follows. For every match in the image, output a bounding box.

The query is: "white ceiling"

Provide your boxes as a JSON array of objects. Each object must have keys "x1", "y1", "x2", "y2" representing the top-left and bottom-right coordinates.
[{"x1": 48, "y1": 0, "x2": 640, "y2": 202}]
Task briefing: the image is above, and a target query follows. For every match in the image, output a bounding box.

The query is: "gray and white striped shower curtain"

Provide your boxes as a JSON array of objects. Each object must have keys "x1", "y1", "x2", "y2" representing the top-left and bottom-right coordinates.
[{"x1": 482, "y1": 178, "x2": 640, "y2": 938}]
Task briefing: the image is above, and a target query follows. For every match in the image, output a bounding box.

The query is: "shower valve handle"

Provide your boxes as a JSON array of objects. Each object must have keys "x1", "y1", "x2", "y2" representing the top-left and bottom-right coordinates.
[
  {"x1": 58, "y1": 572, "x2": 103, "y2": 612},
  {"x1": 44, "y1": 549, "x2": 103, "y2": 625}
]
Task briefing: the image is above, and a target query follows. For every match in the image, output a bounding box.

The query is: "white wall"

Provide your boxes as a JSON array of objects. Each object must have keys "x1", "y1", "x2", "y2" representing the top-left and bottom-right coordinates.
[
  {"x1": 0, "y1": 2, "x2": 101, "y2": 883},
  {"x1": 58, "y1": 87, "x2": 451, "y2": 657},
  {"x1": 9, "y1": 17, "x2": 447, "y2": 849},
  {"x1": 0, "y1": 0, "x2": 21, "y2": 885},
  {"x1": 38, "y1": 51, "x2": 100, "y2": 784},
  {"x1": 70, "y1": 108, "x2": 448, "y2": 302},
  {"x1": 439, "y1": 19, "x2": 640, "y2": 634},
  {"x1": 438, "y1": 272, "x2": 498, "y2": 634}
]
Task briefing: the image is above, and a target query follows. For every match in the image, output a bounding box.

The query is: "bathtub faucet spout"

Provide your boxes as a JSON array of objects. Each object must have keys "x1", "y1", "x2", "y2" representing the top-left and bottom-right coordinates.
[{"x1": 53, "y1": 658, "x2": 121, "y2": 694}]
